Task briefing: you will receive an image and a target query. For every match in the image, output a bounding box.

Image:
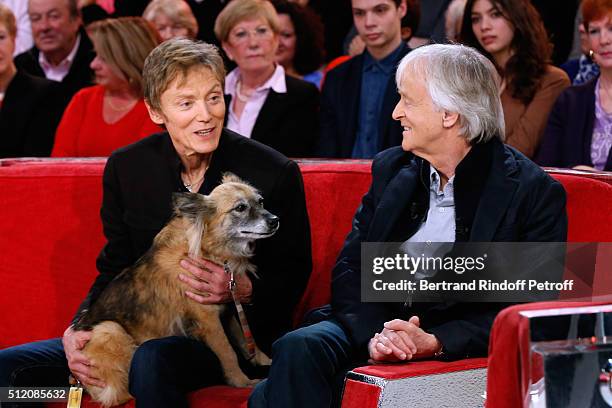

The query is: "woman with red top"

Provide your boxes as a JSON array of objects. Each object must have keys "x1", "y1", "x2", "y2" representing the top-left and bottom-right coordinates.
[{"x1": 52, "y1": 17, "x2": 161, "y2": 157}]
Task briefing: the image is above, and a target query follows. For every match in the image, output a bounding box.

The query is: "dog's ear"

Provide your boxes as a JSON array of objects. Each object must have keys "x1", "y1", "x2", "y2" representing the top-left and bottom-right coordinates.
[
  {"x1": 221, "y1": 172, "x2": 247, "y2": 185},
  {"x1": 172, "y1": 192, "x2": 215, "y2": 219}
]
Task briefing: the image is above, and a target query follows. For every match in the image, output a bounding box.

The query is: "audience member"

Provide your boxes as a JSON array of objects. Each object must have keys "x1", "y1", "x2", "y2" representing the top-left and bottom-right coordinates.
[
  {"x1": 215, "y1": 0, "x2": 319, "y2": 157},
  {"x1": 460, "y1": 0, "x2": 570, "y2": 158},
  {"x1": 0, "y1": 38, "x2": 312, "y2": 407},
  {"x1": 0, "y1": 4, "x2": 63, "y2": 158},
  {"x1": 445, "y1": 0, "x2": 466, "y2": 42},
  {"x1": 143, "y1": 0, "x2": 198, "y2": 42},
  {"x1": 0, "y1": 0, "x2": 33, "y2": 55},
  {"x1": 249, "y1": 43, "x2": 567, "y2": 408},
  {"x1": 272, "y1": 0, "x2": 325, "y2": 89},
  {"x1": 316, "y1": 0, "x2": 409, "y2": 159},
  {"x1": 51, "y1": 17, "x2": 161, "y2": 157},
  {"x1": 344, "y1": 0, "x2": 420, "y2": 57},
  {"x1": 537, "y1": 0, "x2": 612, "y2": 171},
  {"x1": 561, "y1": 21, "x2": 600, "y2": 85},
  {"x1": 15, "y1": 0, "x2": 95, "y2": 107}
]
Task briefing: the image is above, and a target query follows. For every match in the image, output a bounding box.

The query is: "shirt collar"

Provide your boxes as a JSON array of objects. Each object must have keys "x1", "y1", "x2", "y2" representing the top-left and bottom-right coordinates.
[
  {"x1": 363, "y1": 42, "x2": 405, "y2": 74},
  {"x1": 225, "y1": 64, "x2": 287, "y2": 95},
  {"x1": 430, "y1": 165, "x2": 455, "y2": 194},
  {"x1": 38, "y1": 33, "x2": 81, "y2": 70}
]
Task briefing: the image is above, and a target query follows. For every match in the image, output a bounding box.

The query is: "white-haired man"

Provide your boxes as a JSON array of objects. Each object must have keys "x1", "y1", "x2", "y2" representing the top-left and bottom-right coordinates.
[{"x1": 249, "y1": 43, "x2": 567, "y2": 408}]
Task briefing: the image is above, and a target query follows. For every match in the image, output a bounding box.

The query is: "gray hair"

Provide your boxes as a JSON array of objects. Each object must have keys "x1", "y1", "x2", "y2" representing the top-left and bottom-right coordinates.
[
  {"x1": 143, "y1": 38, "x2": 226, "y2": 112},
  {"x1": 396, "y1": 43, "x2": 505, "y2": 143}
]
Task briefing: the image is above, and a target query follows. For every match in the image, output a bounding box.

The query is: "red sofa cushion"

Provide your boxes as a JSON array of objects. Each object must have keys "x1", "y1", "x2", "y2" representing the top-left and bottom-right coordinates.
[{"x1": 1, "y1": 159, "x2": 610, "y2": 408}]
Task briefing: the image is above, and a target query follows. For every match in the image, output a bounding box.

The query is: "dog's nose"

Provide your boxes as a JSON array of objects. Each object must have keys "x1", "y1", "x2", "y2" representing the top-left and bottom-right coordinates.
[{"x1": 267, "y1": 215, "x2": 279, "y2": 230}]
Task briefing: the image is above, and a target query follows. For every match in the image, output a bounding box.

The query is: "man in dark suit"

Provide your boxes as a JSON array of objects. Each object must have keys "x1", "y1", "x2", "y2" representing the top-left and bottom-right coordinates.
[
  {"x1": 250, "y1": 43, "x2": 568, "y2": 408},
  {"x1": 316, "y1": 0, "x2": 410, "y2": 159},
  {"x1": 14, "y1": 0, "x2": 94, "y2": 106}
]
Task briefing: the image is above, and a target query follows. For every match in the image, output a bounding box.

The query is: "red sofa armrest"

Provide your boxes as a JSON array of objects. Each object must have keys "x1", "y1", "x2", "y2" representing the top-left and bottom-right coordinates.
[
  {"x1": 485, "y1": 301, "x2": 612, "y2": 408},
  {"x1": 342, "y1": 358, "x2": 488, "y2": 408}
]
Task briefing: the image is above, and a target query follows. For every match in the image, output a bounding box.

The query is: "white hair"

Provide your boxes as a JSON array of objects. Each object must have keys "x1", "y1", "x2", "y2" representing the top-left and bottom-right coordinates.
[{"x1": 395, "y1": 43, "x2": 505, "y2": 143}]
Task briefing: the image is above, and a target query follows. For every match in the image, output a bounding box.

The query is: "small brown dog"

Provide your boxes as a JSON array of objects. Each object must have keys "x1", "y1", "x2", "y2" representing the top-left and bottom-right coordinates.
[{"x1": 73, "y1": 174, "x2": 278, "y2": 407}]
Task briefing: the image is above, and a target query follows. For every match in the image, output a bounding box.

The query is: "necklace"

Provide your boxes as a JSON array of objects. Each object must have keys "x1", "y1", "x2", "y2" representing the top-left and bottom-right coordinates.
[
  {"x1": 235, "y1": 79, "x2": 253, "y2": 103},
  {"x1": 183, "y1": 158, "x2": 211, "y2": 192}
]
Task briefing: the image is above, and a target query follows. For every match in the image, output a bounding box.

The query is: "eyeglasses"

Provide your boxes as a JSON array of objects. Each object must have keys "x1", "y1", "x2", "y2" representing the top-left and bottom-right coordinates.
[{"x1": 229, "y1": 26, "x2": 274, "y2": 44}]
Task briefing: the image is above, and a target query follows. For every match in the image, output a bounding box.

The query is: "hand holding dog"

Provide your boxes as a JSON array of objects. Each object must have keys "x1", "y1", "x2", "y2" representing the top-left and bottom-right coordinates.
[
  {"x1": 179, "y1": 258, "x2": 253, "y2": 304},
  {"x1": 62, "y1": 326, "x2": 106, "y2": 387},
  {"x1": 368, "y1": 316, "x2": 442, "y2": 363}
]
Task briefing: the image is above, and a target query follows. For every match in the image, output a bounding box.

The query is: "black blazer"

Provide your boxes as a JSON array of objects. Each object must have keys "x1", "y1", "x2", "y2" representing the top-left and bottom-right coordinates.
[
  {"x1": 316, "y1": 43, "x2": 410, "y2": 158},
  {"x1": 225, "y1": 75, "x2": 319, "y2": 158},
  {"x1": 329, "y1": 139, "x2": 567, "y2": 359},
  {"x1": 536, "y1": 78, "x2": 612, "y2": 170},
  {"x1": 14, "y1": 28, "x2": 95, "y2": 108},
  {"x1": 0, "y1": 71, "x2": 64, "y2": 158},
  {"x1": 75, "y1": 130, "x2": 312, "y2": 354}
]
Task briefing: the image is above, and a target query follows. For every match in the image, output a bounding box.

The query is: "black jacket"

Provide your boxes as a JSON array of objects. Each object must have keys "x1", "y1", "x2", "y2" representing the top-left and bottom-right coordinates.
[
  {"x1": 329, "y1": 138, "x2": 568, "y2": 359},
  {"x1": 536, "y1": 78, "x2": 612, "y2": 170},
  {"x1": 14, "y1": 29, "x2": 95, "y2": 108},
  {"x1": 0, "y1": 71, "x2": 64, "y2": 158},
  {"x1": 75, "y1": 130, "x2": 312, "y2": 354},
  {"x1": 225, "y1": 75, "x2": 320, "y2": 158},
  {"x1": 316, "y1": 42, "x2": 410, "y2": 158}
]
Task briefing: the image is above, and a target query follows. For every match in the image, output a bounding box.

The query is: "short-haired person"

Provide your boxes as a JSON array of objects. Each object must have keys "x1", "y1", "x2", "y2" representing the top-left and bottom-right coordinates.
[
  {"x1": 215, "y1": 0, "x2": 319, "y2": 158},
  {"x1": 249, "y1": 43, "x2": 567, "y2": 408},
  {"x1": 0, "y1": 3, "x2": 64, "y2": 158},
  {"x1": 15, "y1": 0, "x2": 95, "y2": 105},
  {"x1": 51, "y1": 17, "x2": 162, "y2": 157},
  {"x1": 316, "y1": 0, "x2": 409, "y2": 159},
  {"x1": 537, "y1": 0, "x2": 612, "y2": 171},
  {"x1": 143, "y1": 0, "x2": 198, "y2": 41},
  {"x1": 460, "y1": 0, "x2": 570, "y2": 158},
  {"x1": 0, "y1": 38, "x2": 312, "y2": 406}
]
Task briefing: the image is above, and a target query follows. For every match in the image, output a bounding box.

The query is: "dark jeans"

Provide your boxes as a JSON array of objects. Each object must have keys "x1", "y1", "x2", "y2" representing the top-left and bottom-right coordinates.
[
  {"x1": 0, "y1": 336, "x2": 262, "y2": 408},
  {"x1": 0, "y1": 338, "x2": 69, "y2": 408},
  {"x1": 248, "y1": 319, "x2": 355, "y2": 408}
]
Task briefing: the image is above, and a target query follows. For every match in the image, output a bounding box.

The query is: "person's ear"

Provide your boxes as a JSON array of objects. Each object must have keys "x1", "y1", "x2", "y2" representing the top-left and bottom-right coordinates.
[
  {"x1": 398, "y1": 0, "x2": 408, "y2": 19},
  {"x1": 442, "y1": 110, "x2": 459, "y2": 128},
  {"x1": 145, "y1": 100, "x2": 165, "y2": 125},
  {"x1": 221, "y1": 41, "x2": 234, "y2": 61}
]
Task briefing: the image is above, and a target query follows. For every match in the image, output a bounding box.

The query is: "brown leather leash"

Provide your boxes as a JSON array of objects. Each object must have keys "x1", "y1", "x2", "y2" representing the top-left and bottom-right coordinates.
[{"x1": 224, "y1": 261, "x2": 256, "y2": 360}]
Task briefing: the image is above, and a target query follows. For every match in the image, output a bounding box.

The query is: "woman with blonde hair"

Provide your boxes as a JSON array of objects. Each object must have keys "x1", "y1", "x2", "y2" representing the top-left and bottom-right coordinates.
[
  {"x1": 143, "y1": 0, "x2": 198, "y2": 41},
  {"x1": 215, "y1": 0, "x2": 319, "y2": 157},
  {"x1": 52, "y1": 17, "x2": 161, "y2": 157}
]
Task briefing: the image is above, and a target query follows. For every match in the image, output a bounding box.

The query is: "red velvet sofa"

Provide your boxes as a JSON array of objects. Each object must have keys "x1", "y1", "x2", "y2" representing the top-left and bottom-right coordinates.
[{"x1": 1, "y1": 159, "x2": 611, "y2": 408}]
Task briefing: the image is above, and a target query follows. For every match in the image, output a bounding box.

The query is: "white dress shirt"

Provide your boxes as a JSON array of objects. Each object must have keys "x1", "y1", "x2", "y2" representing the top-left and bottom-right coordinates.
[{"x1": 225, "y1": 65, "x2": 287, "y2": 138}]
